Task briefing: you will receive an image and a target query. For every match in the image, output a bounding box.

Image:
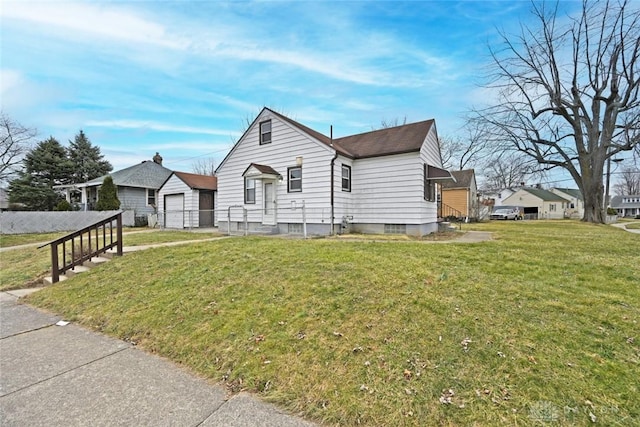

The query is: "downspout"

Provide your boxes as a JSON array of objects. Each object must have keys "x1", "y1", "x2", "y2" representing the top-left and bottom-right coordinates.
[{"x1": 329, "y1": 125, "x2": 338, "y2": 235}]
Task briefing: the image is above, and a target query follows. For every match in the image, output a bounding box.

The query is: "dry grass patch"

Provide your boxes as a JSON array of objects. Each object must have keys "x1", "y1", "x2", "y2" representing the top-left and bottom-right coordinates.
[{"x1": 25, "y1": 221, "x2": 639, "y2": 426}]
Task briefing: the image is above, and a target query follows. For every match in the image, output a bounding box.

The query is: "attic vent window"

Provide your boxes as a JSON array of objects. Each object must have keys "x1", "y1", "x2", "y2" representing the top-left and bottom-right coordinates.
[{"x1": 260, "y1": 120, "x2": 272, "y2": 145}]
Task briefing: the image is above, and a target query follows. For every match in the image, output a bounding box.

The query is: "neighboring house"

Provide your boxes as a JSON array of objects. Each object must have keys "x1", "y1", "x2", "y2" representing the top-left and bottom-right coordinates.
[
  {"x1": 610, "y1": 195, "x2": 640, "y2": 217},
  {"x1": 503, "y1": 187, "x2": 571, "y2": 219},
  {"x1": 59, "y1": 154, "x2": 172, "y2": 222},
  {"x1": 158, "y1": 171, "x2": 217, "y2": 229},
  {"x1": 550, "y1": 188, "x2": 584, "y2": 219},
  {"x1": 439, "y1": 169, "x2": 478, "y2": 221},
  {"x1": 215, "y1": 107, "x2": 452, "y2": 236},
  {"x1": 480, "y1": 187, "x2": 518, "y2": 207}
]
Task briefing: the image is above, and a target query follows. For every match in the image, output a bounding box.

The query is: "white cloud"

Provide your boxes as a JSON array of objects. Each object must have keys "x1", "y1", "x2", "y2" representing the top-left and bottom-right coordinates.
[
  {"x1": 1, "y1": 2, "x2": 188, "y2": 50},
  {"x1": 86, "y1": 119, "x2": 238, "y2": 137}
]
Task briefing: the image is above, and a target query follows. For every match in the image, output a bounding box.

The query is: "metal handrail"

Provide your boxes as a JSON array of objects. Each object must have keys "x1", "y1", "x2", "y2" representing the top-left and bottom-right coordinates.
[{"x1": 38, "y1": 211, "x2": 123, "y2": 283}]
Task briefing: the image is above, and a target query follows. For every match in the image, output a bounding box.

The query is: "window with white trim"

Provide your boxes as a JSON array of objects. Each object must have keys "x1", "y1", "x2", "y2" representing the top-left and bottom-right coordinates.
[
  {"x1": 550, "y1": 203, "x2": 556, "y2": 211},
  {"x1": 260, "y1": 120, "x2": 271, "y2": 144},
  {"x1": 341, "y1": 164, "x2": 351, "y2": 192},
  {"x1": 288, "y1": 167, "x2": 302, "y2": 192},
  {"x1": 147, "y1": 189, "x2": 156, "y2": 206},
  {"x1": 424, "y1": 164, "x2": 435, "y2": 202},
  {"x1": 245, "y1": 178, "x2": 255, "y2": 204}
]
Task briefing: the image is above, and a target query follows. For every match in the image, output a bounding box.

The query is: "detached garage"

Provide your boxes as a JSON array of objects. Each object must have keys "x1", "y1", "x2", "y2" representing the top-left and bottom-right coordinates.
[{"x1": 158, "y1": 172, "x2": 217, "y2": 229}]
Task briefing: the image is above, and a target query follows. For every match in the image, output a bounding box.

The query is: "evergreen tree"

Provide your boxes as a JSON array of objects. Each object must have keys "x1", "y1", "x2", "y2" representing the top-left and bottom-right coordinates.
[
  {"x1": 95, "y1": 176, "x2": 120, "y2": 210},
  {"x1": 8, "y1": 137, "x2": 71, "y2": 210},
  {"x1": 67, "y1": 130, "x2": 112, "y2": 183}
]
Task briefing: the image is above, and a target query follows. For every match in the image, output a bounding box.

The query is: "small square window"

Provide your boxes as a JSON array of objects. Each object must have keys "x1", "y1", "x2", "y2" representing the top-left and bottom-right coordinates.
[
  {"x1": 384, "y1": 224, "x2": 406, "y2": 234},
  {"x1": 288, "y1": 223, "x2": 303, "y2": 234},
  {"x1": 260, "y1": 120, "x2": 271, "y2": 144},
  {"x1": 341, "y1": 165, "x2": 351, "y2": 192},
  {"x1": 288, "y1": 167, "x2": 302, "y2": 192},
  {"x1": 245, "y1": 178, "x2": 256, "y2": 204},
  {"x1": 147, "y1": 189, "x2": 156, "y2": 206}
]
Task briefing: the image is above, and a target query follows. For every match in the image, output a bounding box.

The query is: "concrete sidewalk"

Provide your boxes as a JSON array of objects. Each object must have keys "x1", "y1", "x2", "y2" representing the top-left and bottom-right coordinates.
[{"x1": 0, "y1": 289, "x2": 315, "y2": 427}]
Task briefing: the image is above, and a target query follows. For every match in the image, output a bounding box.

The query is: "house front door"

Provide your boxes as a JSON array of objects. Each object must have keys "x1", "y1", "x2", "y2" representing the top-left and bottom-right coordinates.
[{"x1": 262, "y1": 181, "x2": 276, "y2": 225}]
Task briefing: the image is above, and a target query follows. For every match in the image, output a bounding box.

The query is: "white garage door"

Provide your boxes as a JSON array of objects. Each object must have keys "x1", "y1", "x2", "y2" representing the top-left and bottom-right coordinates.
[{"x1": 164, "y1": 194, "x2": 184, "y2": 229}]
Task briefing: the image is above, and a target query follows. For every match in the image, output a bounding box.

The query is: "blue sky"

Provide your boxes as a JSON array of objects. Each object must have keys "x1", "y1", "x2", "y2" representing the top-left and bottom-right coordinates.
[{"x1": 1, "y1": 0, "x2": 587, "y2": 183}]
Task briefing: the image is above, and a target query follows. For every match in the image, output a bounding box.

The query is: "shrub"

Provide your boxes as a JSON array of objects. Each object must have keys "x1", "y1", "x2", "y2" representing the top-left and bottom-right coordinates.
[
  {"x1": 54, "y1": 200, "x2": 72, "y2": 211},
  {"x1": 96, "y1": 176, "x2": 120, "y2": 211},
  {"x1": 607, "y1": 207, "x2": 618, "y2": 215}
]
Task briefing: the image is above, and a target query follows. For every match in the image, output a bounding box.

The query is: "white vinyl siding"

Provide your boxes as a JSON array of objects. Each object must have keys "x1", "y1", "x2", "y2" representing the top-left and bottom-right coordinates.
[
  {"x1": 217, "y1": 110, "x2": 336, "y2": 226},
  {"x1": 350, "y1": 153, "x2": 428, "y2": 224},
  {"x1": 158, "y1": 174, "x2": 202, "y2": 227}
]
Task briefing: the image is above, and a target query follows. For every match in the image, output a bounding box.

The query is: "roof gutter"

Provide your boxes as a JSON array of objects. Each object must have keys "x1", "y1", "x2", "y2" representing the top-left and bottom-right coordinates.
[{"x1": 329, "y1": 125, "x2": 338, "y2": 236}]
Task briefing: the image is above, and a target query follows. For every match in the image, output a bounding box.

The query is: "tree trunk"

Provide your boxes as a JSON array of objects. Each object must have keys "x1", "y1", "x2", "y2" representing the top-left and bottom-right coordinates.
[{"x1": 582, "y1": 179, "x2": 605, "y2": 223}]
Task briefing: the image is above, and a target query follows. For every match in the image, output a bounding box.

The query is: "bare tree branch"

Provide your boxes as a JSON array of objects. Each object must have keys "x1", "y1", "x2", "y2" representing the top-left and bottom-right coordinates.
[{"x1": 0, "y1": 112, "x2": 37, "y2": 183}]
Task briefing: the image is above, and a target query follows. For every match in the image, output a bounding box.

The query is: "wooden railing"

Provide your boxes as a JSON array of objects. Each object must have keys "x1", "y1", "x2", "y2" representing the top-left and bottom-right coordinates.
[
  {"x1": 39, "y1": 212, "x2": 123, "y2": 283},
  {"x1": 439, "y1": 203, "x2": 465, "y2": 221}
]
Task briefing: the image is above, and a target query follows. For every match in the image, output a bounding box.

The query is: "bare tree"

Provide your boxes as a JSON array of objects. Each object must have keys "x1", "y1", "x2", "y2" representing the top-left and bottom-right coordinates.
[
  {"x1": 482, "y1": 152, "x2": 543, "y2": 192},
  {"x1": 0, "y1": 112, "x2": 37, "y2": 183},
  {"x1": 378, "y1": 116, "x2": 407, "y2": 129},
  {"x1": 473, "y1": 0, "x2": 640, "y2": 223},
  {"x1": 613, "y1": 165, "x2": 640, "y2": 194},
  {"x1": 191, "y1": 157, "x2": 216, "y2": 176}
]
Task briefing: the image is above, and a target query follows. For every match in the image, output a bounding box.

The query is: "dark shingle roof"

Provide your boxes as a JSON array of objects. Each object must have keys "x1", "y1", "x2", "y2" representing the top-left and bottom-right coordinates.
[
  {"x1": 85, "y1": 160, "x2": 173, "y2": 189},
  {"x1": 611, "y1": 195, "x2": 640, "y2": 208},
  {"x1": 174, "y1": 172, "x2": 217, "y2": 191},
  {"x1": 441, "y1": 169, "x2": 475, "y2": 189},
  {"x1": 522, "y1": 187, "x2": 569, "y2": 202},
  {"x1": 269, "y1": 108, "x2": 435, "y2": 159}
]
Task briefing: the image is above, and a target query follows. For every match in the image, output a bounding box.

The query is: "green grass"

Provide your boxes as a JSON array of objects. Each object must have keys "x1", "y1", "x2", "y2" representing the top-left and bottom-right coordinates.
[
  {"x1": 625, "y1": 222, "x2": 640, "y2": 230},
  {"x1": 0, "y1": 230, "x2": 222, "y2": 291},
  {"x1": 0, "y1": 232, "x2": 67, "y2": 248},
  {"x1": 24, "y1": 221, "x2": 639, "y2": 426}
]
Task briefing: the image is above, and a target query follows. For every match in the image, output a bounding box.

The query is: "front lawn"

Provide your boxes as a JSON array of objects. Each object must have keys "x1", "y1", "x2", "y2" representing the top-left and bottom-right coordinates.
[
  {"x1": 26, "y1": 221, "x2": 639, "y2": 426},
  {"x1": 0, "y1": 230, "x2": 221, "y2": 291}
]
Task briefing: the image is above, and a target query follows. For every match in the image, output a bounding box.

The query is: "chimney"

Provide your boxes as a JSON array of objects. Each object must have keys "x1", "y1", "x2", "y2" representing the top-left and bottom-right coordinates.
[{"x1": 153, "y1": 152, "x2": 163, "y2": 165}]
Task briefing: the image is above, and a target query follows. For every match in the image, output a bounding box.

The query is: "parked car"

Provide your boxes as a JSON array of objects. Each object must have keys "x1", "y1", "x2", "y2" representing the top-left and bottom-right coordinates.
[{"x1": 490, "y1": 208, "x2": 523, "y2": 220}]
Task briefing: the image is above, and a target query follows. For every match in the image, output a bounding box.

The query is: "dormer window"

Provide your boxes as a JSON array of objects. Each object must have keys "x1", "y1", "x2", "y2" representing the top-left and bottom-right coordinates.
[{"x1": 260, "y1": 120, "x2": 271, "y2": 144}]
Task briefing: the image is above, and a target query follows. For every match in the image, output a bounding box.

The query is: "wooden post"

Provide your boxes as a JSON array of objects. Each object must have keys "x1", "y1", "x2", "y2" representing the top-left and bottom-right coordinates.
[
  {"x1": 51, "y1": 242, "x2": 59, "y2": 283},
  {"x1": 116, "y1": 213, "x2": 123, "y2": 256}
]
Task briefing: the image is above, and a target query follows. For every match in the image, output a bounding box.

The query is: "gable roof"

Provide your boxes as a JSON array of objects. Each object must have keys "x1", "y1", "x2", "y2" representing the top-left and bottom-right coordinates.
[
  {"x1": 83, "y1": 160, "x2": 173, "y2": 189},
  {"x1": 521, "y1": 187, "x2": 569, "y2": 202},
  {"x1": 553, "y1": 188, "x2": 583, "y2": 200},
  {"x1": 173, "y1": 172, "x2": 217, "y2": 191},
  {"x1": 441, "y1": 169, "x2": 475, "y2": 189},
  {"x1": 243, "y1": 163, "x2": 281, "y2": 177},
  {"x1": 272, "y1": 109, "x2": 437, "y2": 159},
  {"x1": 218, "y1": 108, "x2": 438, "y2": 171}
]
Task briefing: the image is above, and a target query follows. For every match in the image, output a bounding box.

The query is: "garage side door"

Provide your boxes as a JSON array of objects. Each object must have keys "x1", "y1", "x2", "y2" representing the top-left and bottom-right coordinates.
[{"x1": 164, "y1": 194, "x2": 184, "y2": 228}]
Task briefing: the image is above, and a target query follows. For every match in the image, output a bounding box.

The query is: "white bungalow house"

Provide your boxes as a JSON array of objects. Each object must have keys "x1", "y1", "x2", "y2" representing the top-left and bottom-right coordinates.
[
  {"x1": 550, "y1": 188, "x2": 584, "y2": 219},
  {"x1": 215, "y1": 108, "x2": 452, "y2": 236},
  {"x1": 503, "y1": 187, "x2": 571, "y2": 219},
  {"x1": 158, "y1": 171, "x2": 217, "y2": 229}
]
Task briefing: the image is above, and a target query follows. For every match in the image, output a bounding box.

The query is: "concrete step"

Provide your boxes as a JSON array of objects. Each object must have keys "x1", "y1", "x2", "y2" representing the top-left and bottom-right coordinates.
[
  {"x1": 43, "y1": 275, "x2": 68, "y2": 285},
  {"x1": 65, "y1": 265, "x2": 91, "y2": 277},
  {"x1": 84, "y1": 256, "x2": 110, "y2": 267}
]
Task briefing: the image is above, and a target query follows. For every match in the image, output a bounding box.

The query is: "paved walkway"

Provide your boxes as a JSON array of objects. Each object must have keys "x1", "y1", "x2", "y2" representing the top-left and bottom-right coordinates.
[
  {"x1": 0, "y1": 289, "x2": 315, "y2": 427},
  {"x1": 611, "y1": 222, "x2": 640, "y2": 234}
]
